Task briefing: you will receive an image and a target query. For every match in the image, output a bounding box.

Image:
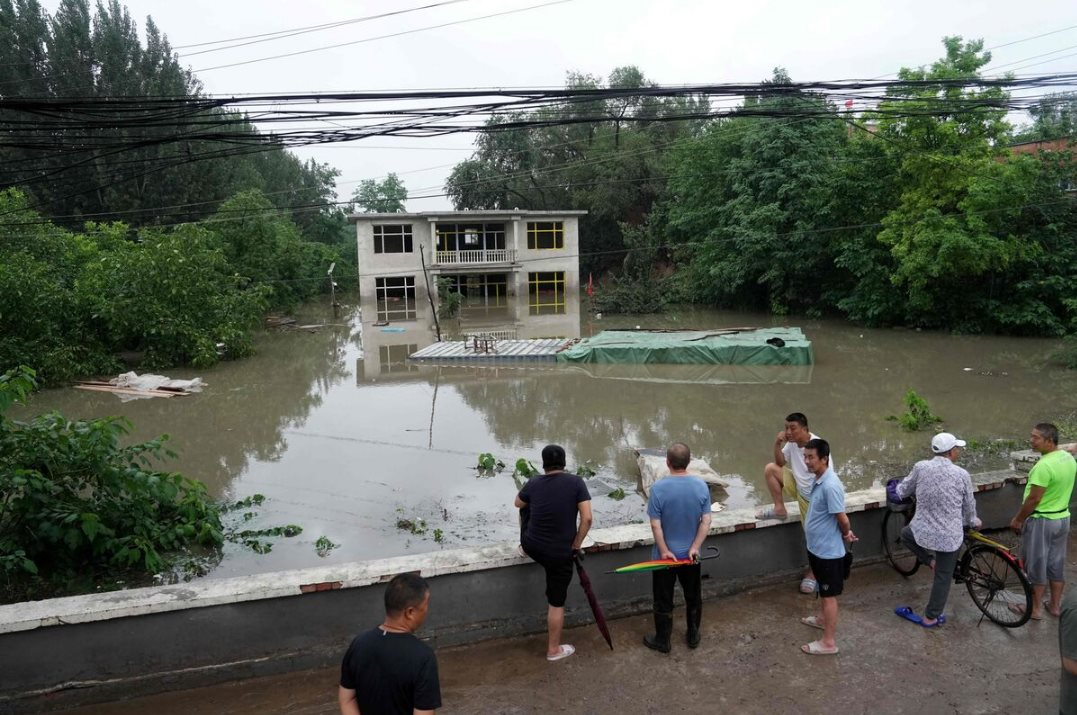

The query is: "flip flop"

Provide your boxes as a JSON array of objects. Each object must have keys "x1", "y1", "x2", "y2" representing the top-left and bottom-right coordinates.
[
  {"x1": 1044, "y1": 600, "x2": 1061, "y2": 618},
  {"x1": 546, "y1": 644, "x2": 575, "y2": 662},
  {"x1": 755, "y1": 507, "x2": 789, "y2": 521},
  {"x1": 801, "y1": 640, "x2": 839, "y2": 655},
  {"x1": 1009, "y1": 603, "x2": 1043, "y2": 620},
  {"x1": 800, "y1": 615, "x2": 825, "y2": 630},
  {"x1": 799, "y1": 578, "x2": 818, "y2": 594},
  {"x1": 894, "y1": 606, "x2": 923, "y2": 625},
  {"x1": 920, "y1": 614, "x2": 946, "y2": 628}
]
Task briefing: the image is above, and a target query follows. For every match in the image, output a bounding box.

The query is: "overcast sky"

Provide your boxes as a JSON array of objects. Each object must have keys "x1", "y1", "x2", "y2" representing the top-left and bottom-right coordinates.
[{"x1": 41, "y1": 0, "x2": 1077, "y2": 210}]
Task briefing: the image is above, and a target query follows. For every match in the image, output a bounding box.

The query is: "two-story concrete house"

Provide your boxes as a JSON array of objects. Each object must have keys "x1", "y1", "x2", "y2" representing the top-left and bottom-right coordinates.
[{"x1": 350, "y1": 210, "x2": 585, "y2": 323}]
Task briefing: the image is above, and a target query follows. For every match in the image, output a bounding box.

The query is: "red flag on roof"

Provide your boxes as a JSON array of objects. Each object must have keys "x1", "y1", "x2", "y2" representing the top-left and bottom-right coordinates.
[{"x1": 844, "y1": 99, "x2": 854, "y2": 109}]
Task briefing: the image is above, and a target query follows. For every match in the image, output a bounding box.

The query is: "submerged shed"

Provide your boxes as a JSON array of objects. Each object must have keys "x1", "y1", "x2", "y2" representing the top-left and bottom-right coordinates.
[{"x1": 555, "y1": 327, "x2": 812, "y2": 365}]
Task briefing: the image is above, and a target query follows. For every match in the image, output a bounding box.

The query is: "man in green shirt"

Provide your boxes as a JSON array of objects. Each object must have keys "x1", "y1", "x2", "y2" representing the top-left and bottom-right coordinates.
[{"x1": 1010, "y1": 422, "x2": 1077, "y2": 620}]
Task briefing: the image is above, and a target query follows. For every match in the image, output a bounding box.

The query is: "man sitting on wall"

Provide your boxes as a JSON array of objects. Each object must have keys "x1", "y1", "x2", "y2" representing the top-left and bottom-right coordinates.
[
  {"x1": 515, "y1": 444, "x2": 593, "y2": 661},
  {"x1": 755, "y1": 412, "x2": 834, "y2": 594}
]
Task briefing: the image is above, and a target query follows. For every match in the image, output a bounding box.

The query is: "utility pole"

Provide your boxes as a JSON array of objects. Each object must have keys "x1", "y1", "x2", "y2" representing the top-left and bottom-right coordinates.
[
  {"x1": 327, "y1": 262, "x2": 338, "y2": 317},
  {"x1": 418, "y1": 245, "x2": 442, "y2": 341}
]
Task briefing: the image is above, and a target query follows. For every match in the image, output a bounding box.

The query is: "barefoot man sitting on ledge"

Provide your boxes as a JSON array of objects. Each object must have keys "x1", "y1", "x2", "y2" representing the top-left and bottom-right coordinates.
[{"x1": 755, "y1": 412, "x2": 834, "y2": 594}]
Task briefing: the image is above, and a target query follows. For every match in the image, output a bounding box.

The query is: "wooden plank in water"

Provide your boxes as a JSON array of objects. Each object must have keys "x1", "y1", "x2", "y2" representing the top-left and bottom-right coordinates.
[{"x1": 73, "y1": 384, "x2": 178, "y2": 398}]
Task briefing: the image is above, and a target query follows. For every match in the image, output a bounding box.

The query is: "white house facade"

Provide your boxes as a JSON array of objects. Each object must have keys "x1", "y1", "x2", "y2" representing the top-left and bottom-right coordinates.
[{"x1": 350, "y1": 210, "x2": 585, "y2": 324}]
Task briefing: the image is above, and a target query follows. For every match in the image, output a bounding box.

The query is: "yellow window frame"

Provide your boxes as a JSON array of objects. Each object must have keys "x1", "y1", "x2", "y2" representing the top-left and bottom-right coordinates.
[{"x1": 527, "y1": 221, "x2": 564, "y2": 250}]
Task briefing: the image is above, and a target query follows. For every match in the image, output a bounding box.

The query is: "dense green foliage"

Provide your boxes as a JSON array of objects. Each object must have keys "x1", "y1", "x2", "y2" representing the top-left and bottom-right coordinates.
[
  {"x1": 0, "y1": 0, "x2": 356, "y2": 382},
  {"x1": 0, "y1": 187, "x2": 342, "y2": 382},
  {"x1": 0, "y1": 366, "x2": 225, "y2": 599},
  {"x1": 446, "y1": 41, "x2": 1077, "y2": 332},
  {"x1": 0, "y1": 0, "x2": 349, "y2": 240}
]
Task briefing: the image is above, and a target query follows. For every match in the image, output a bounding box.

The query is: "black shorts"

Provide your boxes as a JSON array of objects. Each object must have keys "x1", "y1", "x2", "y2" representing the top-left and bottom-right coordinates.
[
  {"x1": 523, "y1": 546, "x2": 574, "y2": 607},
  {"x1": 807, "y1": 551, "x2": 845, "y2": 597}
]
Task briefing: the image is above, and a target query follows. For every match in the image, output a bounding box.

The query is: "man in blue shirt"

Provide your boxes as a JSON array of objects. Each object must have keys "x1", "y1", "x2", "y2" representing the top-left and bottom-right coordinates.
[
  {"x1": 800, "y1": 438, "x2": 857, "y2": 655},
  {"x1": 643, "y1": 442, "x2": 712, "y2": 653}
]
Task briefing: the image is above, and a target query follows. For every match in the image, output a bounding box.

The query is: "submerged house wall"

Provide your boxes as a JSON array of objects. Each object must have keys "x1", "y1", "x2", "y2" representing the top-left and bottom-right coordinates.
[{"x1": 0, "y1": 470, "x2": 1031, "y2": 713}]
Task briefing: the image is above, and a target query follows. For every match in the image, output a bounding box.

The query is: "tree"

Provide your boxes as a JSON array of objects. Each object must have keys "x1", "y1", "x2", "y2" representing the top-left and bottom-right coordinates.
[
  {"x1": 1014, "y1": 91, "x2": 1077, "y2": 142},
  {"x1": 872, "y1": 37, "x2": 1018, "y2": 328},
  {"x1": 352, "y1": 173, "x2": 407, "y2": 213},
  {"x1": 664, "y1": 69, "x2": 850, "y2": 313},
  {"x1": 444, "y1": 66, "x2": 705, "y2": 274}
]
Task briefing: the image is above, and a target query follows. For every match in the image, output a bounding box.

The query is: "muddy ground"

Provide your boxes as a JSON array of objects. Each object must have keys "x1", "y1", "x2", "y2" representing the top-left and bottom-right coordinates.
[{"x1": 65, "y1": 548, "x2": 1070, "y2": 715}]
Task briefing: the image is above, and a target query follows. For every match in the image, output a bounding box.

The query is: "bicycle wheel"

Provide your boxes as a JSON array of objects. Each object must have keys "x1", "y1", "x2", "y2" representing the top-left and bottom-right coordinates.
[
  {"x1": 962, "y1": 544, "x2": 1033, "y2": 628},
  {"x1": 882, "y1": 508, "x2": 919, "y2": 577}
]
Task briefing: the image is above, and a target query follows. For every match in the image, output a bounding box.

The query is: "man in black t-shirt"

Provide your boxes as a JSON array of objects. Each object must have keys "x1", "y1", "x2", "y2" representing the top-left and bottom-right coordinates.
[
  {"x1": 514, "y1": 444, "x2": 593, "y2": 661},
  {"x1": 338, "y1": 573, "x2": 441, "y2": 715}
]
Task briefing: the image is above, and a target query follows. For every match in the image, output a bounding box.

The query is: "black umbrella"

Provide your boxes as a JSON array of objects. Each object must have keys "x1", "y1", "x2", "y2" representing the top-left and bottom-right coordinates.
[{"x1": 574, "y1": 553, "x2": 613, "y2": 650}]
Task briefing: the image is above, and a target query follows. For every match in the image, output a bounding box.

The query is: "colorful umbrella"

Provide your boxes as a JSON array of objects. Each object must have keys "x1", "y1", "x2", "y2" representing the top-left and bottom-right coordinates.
[
  {"x1": 609, "y1": 546, "x2": 720, "y2": 574},
  {"x1": 574, "y1": 554, "x2": 613, "y2": 650}
]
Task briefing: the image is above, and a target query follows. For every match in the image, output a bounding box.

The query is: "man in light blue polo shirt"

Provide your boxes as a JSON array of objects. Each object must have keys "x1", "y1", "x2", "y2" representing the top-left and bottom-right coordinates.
[
  {"x1": 799, "y1": 438, "x2": 857, "y2": 656},
  {"x1": 643, "y1": 442, "x2": 712, "y2": 653}
]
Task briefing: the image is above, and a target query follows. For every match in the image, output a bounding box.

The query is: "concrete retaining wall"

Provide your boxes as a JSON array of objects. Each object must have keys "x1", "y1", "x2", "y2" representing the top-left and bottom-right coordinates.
[{"x1": 0, "y1": 469, "x2": 1029, "y2": 713}]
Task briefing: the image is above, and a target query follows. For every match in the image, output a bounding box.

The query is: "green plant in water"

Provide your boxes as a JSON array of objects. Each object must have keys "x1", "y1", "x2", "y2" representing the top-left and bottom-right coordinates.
[
  {"x1": 315, "y1": 536, "x2": 339, "y2": 557},
  {"x1": 576, "y1": 462, "x2": 598, "y2": 478},
  {"x1": 887, "y1": 389, "x2": 942, "y2": 431},
  {"x1": 607, "y1": 487, "x2": 626, "y2": 501},
  {"x1": 514, "y1": 458, "x2": 539, "y2": 478},
  {"x1": 396, "y1": 517, "x2": 428, "y2": 536},
  {"x1": 476, "y1": 452, "x2": 505, "y2": 477}
]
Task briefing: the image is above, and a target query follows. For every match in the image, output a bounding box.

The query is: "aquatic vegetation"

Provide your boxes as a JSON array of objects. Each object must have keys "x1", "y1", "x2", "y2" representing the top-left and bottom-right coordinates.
[
  {"x1": 888, "y1": 390, "x2": 942, "y2": 431},
  {"x1": 315, "y1": 536, "x2": 339, "y2": 557}
]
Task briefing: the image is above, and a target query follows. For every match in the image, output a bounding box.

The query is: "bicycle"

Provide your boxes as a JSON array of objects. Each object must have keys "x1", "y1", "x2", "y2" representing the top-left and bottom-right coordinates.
[{"x1": 882, "y1": 500, "x2": 1034, "y2": 627}]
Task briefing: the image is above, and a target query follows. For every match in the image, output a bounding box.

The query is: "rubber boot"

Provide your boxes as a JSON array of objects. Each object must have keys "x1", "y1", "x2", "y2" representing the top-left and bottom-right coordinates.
[
  {"x1": 686, "y1": 604, "x2": 702, "y2": 649},
  {"x1": 643, "y1": 612, "x2": 673, "y2": 653}
]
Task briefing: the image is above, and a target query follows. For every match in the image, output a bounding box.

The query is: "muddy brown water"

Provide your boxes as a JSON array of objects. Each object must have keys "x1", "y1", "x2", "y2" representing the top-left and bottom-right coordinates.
[{"x1": 20, "y1": 293, "x2": 1077, "y2": 580}]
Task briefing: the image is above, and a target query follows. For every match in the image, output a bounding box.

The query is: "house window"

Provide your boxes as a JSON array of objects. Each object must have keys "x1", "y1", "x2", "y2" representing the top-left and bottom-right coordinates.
[
  {"x1": 375, "y1": 276, "x2": 416, "y2": 321},
  {"x1": 528, "y1": 271, "x2": 565, "y2": 315},
  {"x1": 373, "y1": 225, "x2": 413, "y2": 254},
  {"x1": 379, "y1": 344, "x2": 418, "y2": 374},
  {"x1": 527, "y1": 221, "x2": 564, "y2": 250},
  {"x1": 441, "y1": 273, "x2": 508, "y2": 308},
  {"x1": 435, "y1": 223, "x2": 506, "y2": 252}
]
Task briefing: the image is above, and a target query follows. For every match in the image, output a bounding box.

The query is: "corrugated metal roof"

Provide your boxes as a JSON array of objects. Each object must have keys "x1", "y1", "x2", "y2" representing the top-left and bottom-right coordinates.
[{"x1": 409, "y1": 338, "x2": 570, "y2": 362}]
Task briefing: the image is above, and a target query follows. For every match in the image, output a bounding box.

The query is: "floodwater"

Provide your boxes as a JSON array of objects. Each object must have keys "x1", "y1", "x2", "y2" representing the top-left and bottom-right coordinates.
[{"x1": 21, "y1": 291, "x2": 1077, "y2": 580}]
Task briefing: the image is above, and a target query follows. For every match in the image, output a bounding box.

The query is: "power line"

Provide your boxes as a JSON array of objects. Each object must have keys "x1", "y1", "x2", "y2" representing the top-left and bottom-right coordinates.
[
  {"x1": 175, "y1": 0, "x2": 475, "y2": 56},
  {"x1": 193, "y1": 0, "x2": 575, "y2": 73}
]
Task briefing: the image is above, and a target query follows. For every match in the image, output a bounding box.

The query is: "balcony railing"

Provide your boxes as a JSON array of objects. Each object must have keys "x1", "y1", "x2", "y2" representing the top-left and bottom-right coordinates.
[{"x1": 434, "y1": 249, "x2": 516, "y2": 265}]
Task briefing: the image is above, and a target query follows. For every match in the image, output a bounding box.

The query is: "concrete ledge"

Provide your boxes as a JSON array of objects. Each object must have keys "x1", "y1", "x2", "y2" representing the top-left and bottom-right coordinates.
[{"x1": 0, "y1": 469, "x2": 1031, "y2": 713}]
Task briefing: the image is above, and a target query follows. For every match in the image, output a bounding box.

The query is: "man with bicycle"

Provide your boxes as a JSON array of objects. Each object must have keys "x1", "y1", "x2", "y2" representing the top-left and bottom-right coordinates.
[
  {"x1": 1010, "y1": 423, "x2": 1076, "y2": 620},
  {"x1": 894, "y1": 432, "x2": 979, "y2": 628}
]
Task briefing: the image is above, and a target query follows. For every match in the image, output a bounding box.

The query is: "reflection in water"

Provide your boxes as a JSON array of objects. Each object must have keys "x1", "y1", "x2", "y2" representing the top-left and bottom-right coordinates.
[{"x1": 23, "y1": 294, "x2": 1077, "y2": 580}]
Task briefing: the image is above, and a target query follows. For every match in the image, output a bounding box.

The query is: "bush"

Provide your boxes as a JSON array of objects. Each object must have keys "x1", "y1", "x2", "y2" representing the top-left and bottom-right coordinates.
[
  {"x1": 888, "y1": 389, "x2": 942, "y2": 431},
  {"x1": 0, "y1": 366, "x2": 226, "y2": 601}
]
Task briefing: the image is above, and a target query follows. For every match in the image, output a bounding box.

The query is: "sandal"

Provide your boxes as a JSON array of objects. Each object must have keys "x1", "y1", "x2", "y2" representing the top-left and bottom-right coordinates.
[
  {"x1": 801, "y1": 639, "x2": 838, "y2": 655},
  {"x1": 894, "y1": 606, "x2": 923, "y2": 625},
  {"x1": 755, "y1": 506, "x2": 789, "y2": 521},
  {"x1": 546, "y1": 644, "x2": 575, "y2": 662},
  {"x1": 800, "y1": 615, "x2": 824, "y2": 630},
  {"x1": 799, "y1": 578, "x2": 818, "y2": 594}
]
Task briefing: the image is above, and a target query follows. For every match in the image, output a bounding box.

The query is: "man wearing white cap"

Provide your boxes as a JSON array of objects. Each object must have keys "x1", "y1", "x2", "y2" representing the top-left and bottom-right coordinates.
[{"x1": 893, "y1": 432, "x2": 979, "y2": 627}]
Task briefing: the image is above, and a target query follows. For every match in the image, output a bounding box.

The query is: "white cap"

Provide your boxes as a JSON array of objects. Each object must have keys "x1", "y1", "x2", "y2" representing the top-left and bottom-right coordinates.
[{"x1": 931, "y1": 432, "x2": 967, "y2": 454}]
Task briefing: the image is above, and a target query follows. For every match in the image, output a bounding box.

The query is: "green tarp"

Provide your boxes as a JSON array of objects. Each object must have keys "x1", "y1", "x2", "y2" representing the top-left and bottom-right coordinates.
[{"x1": 555, "y1": 328, "x2": 813, "y2": 365}]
